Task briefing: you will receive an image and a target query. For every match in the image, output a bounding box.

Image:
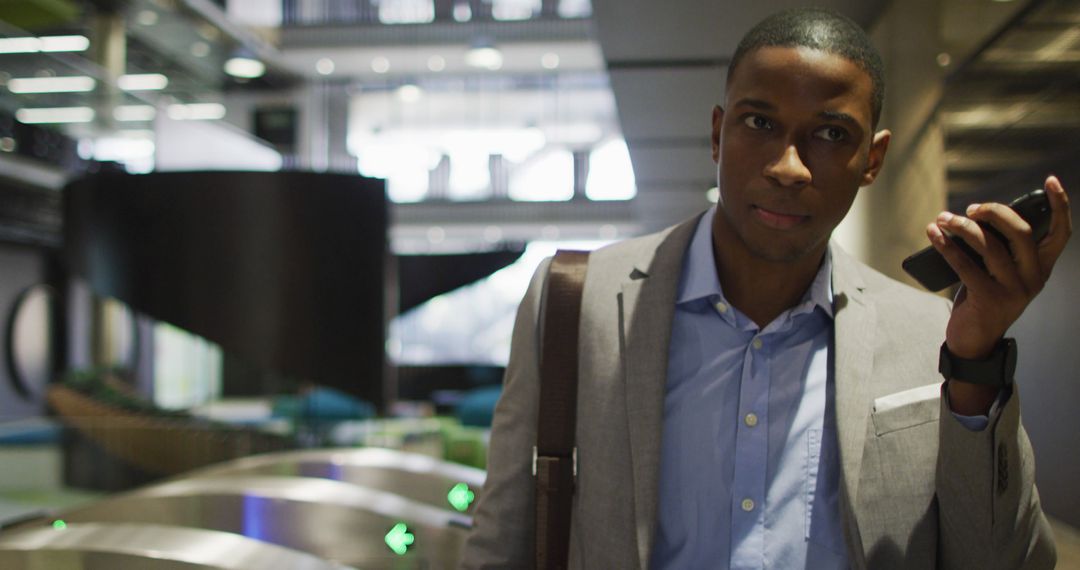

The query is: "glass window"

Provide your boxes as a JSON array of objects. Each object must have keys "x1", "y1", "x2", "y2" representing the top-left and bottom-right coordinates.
[
  {"x1": 586, "y1": 138, "x2": 637, "y2": 200},
  {"x1": 378, "y1": 0, "x2": 436, "y2": 24}
]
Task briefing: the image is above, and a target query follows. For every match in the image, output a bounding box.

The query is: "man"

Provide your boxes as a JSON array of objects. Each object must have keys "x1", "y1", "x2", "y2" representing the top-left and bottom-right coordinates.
[{"x1": 462, "y1": 8, "x2": 1069, "y2": 569}]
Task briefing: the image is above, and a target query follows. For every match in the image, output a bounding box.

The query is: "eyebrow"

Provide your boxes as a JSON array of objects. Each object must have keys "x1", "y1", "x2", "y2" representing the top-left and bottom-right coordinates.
[
  {"x1": 733, "y1": 98, "x2": 775, "y2": 111},
  {"x1": 733, "y1": 98, "x2": 861, "y2": 128},
  {"x1": 819, "y1": 110, "x2": 859, "y2": 127}
]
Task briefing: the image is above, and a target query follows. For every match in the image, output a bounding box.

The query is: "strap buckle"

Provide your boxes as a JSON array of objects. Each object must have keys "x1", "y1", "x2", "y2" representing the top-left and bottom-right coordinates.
[{"x1": 532, "y1": 446, "x2": 577, "y2": 479}]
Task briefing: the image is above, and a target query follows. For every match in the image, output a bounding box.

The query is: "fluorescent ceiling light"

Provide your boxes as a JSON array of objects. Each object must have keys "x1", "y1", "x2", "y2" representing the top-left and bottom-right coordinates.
[
  {"x1": 0, "y1": 35, "x2": 90, "y2": 54},
  {"x1": 396, "y1": 84, "x2": 423, "y2": 103},
  {"x1": 16, "y1": 107, "x2": 95, "y2": 124},
  {"x1": 167, "y1": 103, "x2": 226, "y2": 120},
  {"x1": 118, "y1": 73, "x2": 168, "y2": 91},
  {"x1": 8, "y1": 76, "x2": 95, "y2": 94},
  {"x1": 224, "y1": 56, "x2": 265, "y2": 79},
  {"x1": 114, "y1": 105, "x2": 157, "y2": 122},
  {"x1": 0, "y1": 38, "x2": 43, "y2": 54},
  {"x1": 465, "y1": 46, "x2": 503, "y2": 70},
  {"x1": 40, "y1": 35, "x2": 91, "y2": 52}
]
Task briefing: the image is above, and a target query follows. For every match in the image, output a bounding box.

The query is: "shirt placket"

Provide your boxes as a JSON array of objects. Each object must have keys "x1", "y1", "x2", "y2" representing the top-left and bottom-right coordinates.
[{"x1": 728, "y1": 331, "x2": 770, "y2": 570}]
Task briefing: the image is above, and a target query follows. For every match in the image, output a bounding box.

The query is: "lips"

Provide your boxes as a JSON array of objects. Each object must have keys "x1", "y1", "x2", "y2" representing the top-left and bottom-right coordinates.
[{"x1": 752, "y1": 205, "x2": 808, "y2": 230}]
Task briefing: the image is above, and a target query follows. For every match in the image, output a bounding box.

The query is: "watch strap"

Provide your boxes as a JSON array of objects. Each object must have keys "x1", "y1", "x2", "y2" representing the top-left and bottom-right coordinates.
[{"x1": 938, "y1": 338, "x2": 1017, "y2": 386}]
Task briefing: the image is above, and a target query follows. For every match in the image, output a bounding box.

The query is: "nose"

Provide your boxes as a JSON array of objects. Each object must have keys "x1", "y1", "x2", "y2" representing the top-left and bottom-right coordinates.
[{"x1": 764, "y1": 144, "x2": 812, "y2": 187}]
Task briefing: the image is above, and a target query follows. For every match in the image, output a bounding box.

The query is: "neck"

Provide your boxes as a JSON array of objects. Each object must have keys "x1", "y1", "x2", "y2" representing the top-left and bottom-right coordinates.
[{"x1": 711, "y1": 221, "x2": 827, "y2": 328}]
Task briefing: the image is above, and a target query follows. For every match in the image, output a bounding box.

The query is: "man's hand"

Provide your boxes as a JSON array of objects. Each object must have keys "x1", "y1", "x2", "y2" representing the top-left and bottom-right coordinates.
[{"x1": 926, "y1": 175, "x2": 1072, "y2": 415}]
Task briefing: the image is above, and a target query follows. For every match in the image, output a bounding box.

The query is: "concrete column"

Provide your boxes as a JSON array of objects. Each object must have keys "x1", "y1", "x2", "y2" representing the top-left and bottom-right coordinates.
[
  {"x1": 90, "y1": 10, "x2": 125, "y2": 131},
  {"x1": 299, "y1": 80, "x2": 356, "y2": 173},
  {"x1": 837, "y1": 0, "x2": 950, "y2": 285}
]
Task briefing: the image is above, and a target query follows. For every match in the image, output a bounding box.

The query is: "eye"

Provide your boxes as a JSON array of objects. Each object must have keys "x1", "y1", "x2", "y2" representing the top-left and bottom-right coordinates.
[
  {"x1": 814, "y1": 126, "x2": 847, "y2": 142},
  {"x1": 743, "y1": 115, "x2": 772, "y2": 130}
]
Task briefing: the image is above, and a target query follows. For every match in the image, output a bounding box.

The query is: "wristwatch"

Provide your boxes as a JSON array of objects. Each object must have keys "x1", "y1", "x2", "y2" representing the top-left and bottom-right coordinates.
[{"x1": 938, "y1": 338, "x2": 1017, "y2": 387}]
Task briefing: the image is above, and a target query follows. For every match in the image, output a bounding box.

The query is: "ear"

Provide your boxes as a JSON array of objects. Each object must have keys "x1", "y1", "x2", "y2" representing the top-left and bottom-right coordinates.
[
  {"x1": 861, "y1": 129, "x2": 891, "y2": 186},
  {"x1": 711, "y1": 105, "x2": 724, "y2": 163}
]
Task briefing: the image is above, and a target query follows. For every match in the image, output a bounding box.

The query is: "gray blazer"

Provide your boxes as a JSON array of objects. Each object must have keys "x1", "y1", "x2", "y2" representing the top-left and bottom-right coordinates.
[{"x1": 462, "y1": 214, "x2": 1055, "y2": 569}]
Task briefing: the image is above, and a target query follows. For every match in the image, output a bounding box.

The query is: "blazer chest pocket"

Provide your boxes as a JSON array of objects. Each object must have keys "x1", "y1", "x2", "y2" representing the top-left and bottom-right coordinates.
[{"x1": 871, "y1": 383, "x2": 941, "y2": 436}]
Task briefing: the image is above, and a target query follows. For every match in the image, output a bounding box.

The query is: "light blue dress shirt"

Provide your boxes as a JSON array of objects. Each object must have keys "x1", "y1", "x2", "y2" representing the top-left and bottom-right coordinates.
[
  {"x1": 651, "y1": 208, "x2": 990, "y2": 570},
  {"x1": 651, "y1": 207, "x2": 846, "y2": 570}
]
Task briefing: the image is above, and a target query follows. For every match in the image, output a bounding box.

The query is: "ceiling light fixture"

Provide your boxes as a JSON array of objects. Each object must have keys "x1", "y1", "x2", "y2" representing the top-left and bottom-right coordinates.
[
  {"x1": 372, "y1": 56, "x2": 391, "y2": 74},
  {"x1": 224, "y1": 50, "x2": 266, "y2": 79},
  {"x1": 15, "y1": 107, "x2": 95, "y2": 124},
  {"x1": 316, "y1": 58, "x2": 335, "y2": 75},
  {"x1": 0, "y1": 35, "x2": 90, "y2": 54},
  {"x1": 541, "y1": 52, "x2": 560, "y2": 70},
  {"x1": 136, "y1": 10, "x2": 159, "y2": 26},
  {"x1": 465, "y1": 38, "x2": 503, "y2": 70},
  {"x1": 8, "y1": 76, "x2": 95, "y2": 93},
  {"x1": 396, "y1": 84, "x2": 423, "y2": 103},
  {"x1": 427, "y1": 55, "x2": 446, "y2": 72},
  {"x1": 167, "y1": 103, "x2": 226, "y2": 121},
  {"x1": 41, "y1": 35, "x2": 91, "y2": 52},
  {"x1": 118, "y1": 73, "x2": 169, "y2": 91}
]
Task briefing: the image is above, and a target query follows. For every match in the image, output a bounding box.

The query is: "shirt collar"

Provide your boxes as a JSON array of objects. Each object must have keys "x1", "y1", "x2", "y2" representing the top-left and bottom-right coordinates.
[{"x1": 676, "y1": 205, "x2": 834, "y2": 319}]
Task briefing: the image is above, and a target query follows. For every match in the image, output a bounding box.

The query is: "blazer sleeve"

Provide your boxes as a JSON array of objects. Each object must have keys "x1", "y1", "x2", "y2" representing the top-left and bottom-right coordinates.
[
  {"x1": 936, "y1": 382, "x2": 1057, "y2": 569},
  {"x1": 459, "y1": 258, "x2": 550, "y2": 569}
]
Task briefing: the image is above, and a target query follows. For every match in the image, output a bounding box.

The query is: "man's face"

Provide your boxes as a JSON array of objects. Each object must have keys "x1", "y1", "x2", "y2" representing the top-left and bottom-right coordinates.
[{"x1": 711, "y1": 45, "x2": 890, "y2": 264}]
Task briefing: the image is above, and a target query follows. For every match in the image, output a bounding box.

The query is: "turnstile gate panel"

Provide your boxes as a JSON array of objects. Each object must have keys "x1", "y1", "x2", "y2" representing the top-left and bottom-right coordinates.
[
  {"x1": 39, "y1": 476, "x2": 469, "y2": 569},
  {"x1": 0, "y1": 522, "x2": 355, "y2": 569},
  {"x1": 183, "y1": 448, "x2": 485, "y2": 515}
]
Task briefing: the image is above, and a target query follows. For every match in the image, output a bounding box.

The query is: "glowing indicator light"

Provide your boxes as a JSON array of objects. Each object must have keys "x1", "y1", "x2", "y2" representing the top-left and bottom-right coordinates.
[
  {"x1": 52, "y1": 520, "x2": 67, "y2": 530},
  {"x1": 448, "y1": 483, "x2": 475, "y2": 512},
  {"x1": 384, "y1": 522, "x2": 414, "y2": 555}
]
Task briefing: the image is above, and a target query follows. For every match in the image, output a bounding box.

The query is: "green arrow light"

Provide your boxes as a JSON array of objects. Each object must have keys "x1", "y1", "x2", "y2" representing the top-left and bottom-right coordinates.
[
  {"x1": 384, "y1": 522, "x2": 415, "y2": 555},
  {"x1": 52, "y1": 520, "x2": 67, "y2": 530},
  {"x1": 447, "y1": 483, "x2": 475, "y2": 512}
]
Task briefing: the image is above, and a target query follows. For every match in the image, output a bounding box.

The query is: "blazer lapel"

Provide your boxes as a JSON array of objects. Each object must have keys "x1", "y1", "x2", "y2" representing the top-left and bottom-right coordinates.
[
  {"x1": 829, "y1": 245, "x2": 877, "y2": 564},
  {"x1": 619, "y1": 217, "x2": 699, "y2": 569}
]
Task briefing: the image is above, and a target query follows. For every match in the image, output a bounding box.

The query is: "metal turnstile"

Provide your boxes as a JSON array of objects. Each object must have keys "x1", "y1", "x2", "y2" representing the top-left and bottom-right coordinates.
[
  {"x1": 182, "y1": 448, "x2": 486, "y2": 514},
  {"x1": 36, "y1": 476, "x2": 470, "y2": 569},
  {"x1": 0, "y1": 522, "x2": 355, "y2": 569}
]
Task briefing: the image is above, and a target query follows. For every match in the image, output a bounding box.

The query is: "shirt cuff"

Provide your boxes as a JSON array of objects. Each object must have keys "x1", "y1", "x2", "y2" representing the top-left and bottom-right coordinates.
[{"x1": 945, "y1": 380, "x2": 1007, "y2": 432}]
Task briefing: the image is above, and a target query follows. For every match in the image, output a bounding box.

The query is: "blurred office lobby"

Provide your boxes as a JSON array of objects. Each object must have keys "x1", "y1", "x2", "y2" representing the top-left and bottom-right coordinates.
[{"x1": 0, "y1": 0, "x2": 1078, "y2": 567}]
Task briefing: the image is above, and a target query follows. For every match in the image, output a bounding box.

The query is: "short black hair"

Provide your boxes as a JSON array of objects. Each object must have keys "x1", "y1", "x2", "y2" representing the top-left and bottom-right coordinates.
[{"x1": 727, "y1": 8, "x2": 885, "y2": 128}]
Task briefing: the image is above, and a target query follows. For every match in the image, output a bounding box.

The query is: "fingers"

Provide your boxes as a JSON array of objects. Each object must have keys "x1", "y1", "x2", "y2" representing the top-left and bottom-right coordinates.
[
  {"x1": 932, "y1": 177, "x2": 1073, "y2": 297},
  {"x1": 927, "y1": 218, "x2": 1002, "y2": 294},
  {"x1": 1040, "y1": 175, "x2": 1073, "y2": 276},
  {"x1": 964, "y1": 202, "x2": 1041, "y2": 293}
]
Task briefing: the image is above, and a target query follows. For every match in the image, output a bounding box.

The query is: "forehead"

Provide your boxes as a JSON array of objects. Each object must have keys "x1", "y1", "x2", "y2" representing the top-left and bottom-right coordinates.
[{"x1": 725, "y1": 46, "x2": 874, "y2": 123}]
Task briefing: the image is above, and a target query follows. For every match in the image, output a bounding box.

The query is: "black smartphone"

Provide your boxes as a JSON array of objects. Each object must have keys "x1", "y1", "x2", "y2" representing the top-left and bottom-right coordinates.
[{"x1": 902, "y1": 189, "x2": 1052, "y2": 292}]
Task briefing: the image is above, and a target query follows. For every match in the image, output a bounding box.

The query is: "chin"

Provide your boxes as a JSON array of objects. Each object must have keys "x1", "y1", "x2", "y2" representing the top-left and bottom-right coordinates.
[{"x1": 743, "y1": 234, "x2": 825, "y2": 264}]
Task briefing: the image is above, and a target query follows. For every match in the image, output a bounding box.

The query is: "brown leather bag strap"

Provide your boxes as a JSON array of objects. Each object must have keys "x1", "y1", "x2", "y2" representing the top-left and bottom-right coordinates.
[{"x1": 534, "y1": 250, "x2": 589, "y2": 570}]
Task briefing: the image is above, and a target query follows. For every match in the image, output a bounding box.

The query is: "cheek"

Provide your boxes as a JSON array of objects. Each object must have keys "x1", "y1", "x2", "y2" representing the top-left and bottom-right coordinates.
[{"x1": 806, "y1": 145, "x2": 865, "y2": 183}]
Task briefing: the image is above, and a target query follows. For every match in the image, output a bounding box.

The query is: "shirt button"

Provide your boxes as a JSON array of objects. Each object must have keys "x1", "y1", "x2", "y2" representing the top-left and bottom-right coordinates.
[
  {"x1": 744, "y1": 413, "x2": 758, "y2": 427},
  {"x1": 741, "y1": 498, "x2": 755, "y2": 512},
  {"x1": 752, "y1": 338, "x2": 763, "y2": 350},
  {"x1": 714, "y1": 301, "x2": 728, "y2": 314}
]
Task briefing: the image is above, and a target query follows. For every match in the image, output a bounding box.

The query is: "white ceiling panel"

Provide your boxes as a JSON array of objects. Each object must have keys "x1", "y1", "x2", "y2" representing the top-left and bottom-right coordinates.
[{"x1": 608, "y1": 67, "x2": 723, "y2": 140}]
